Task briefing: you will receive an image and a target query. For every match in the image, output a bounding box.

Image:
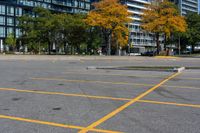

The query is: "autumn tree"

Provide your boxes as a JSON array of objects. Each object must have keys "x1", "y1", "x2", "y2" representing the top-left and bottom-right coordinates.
[
  {"x1": 85, "y1": 0, "x2": 131, "y2": 55},
  {"x1": 141, "y1": 0, "x2": 187, "y2": 54}
]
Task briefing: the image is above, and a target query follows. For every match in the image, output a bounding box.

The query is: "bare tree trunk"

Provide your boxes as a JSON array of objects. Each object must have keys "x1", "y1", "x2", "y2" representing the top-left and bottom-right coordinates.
[
  {"x1": 48, "y1": 42, "x2": 51, "y2": 55},
  {"x1": 164, "y1": 34, "x2": 167, "y2": 50},
  {"x1": 191, "y1": 44, "x2": 195, "y2": 53}
]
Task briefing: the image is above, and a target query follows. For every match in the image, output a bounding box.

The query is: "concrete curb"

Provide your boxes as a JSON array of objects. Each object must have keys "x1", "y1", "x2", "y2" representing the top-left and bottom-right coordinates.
[
  {"x1": 86, "y1": 66, "x2": 114, "y2": 70},
  {"x1": 173, "y1": 67, "x2": 185, "y2": 73},
  {"x1": 87, "y1": 66, "x2": 186, "y2": 73}
]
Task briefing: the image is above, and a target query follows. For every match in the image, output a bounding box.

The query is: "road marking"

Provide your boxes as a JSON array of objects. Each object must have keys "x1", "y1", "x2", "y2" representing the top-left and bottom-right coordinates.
[
  {"x1": 155, "y1": 56, "x2": 180, "y2": 59},
  {"x1": 30, "y1": 77, "x2": 153, "y2": 87},
  {"x1": 30, "y1": 77, "x2": 200, "y2": 90},
  {"x1": 63, "y1": 71, "x2": 164, "y2": 78},
  {"x1": 0, "y1": 115, "x2": 122, "y2": 133},
  {"x1": 0, "y1": 88, "x2": 131, "y2": 101},
  {"x1": 0, "y1": 88, "x2": 200, "y2": 108},
  {"x1": 78, "y1": 72, "x2": 181, "y2": 133},
  {"x1": 63, "y1": 71, "x2": 200, "y2": 80},
  {"x1": 138, "y1": 100, "x2": 200, "y2": 108},
  {"x1": 164, "y1": 85, "x2": 200, "y2": 90}
]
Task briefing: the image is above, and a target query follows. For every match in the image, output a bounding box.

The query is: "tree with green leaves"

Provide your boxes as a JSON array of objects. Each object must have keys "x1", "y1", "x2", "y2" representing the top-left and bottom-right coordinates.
[
  {"x1": 18, "y1": 7, "x2": 88, "y2": 55},
  {"x1": 184, "y1": 12, "x2": 200, "y2": 53},
  {"x1": 5, "y1": 33, "x2": 17, "y2": 52}
]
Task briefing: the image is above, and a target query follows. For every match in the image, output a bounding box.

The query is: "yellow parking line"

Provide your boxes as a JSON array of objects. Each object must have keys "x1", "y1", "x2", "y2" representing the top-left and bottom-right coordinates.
[
  {"x1": 0, "y1": 115, "x2": 122, "y2": 133},
  {"x1": 31, "y1": 77, "x2": 200, "y2": 90},
  {"x1": 63, "y1": 71, "x2": 200, "y2": 81},
  {"x1": 178, "y1": 77, "x2": 200, "y2": 80},
  {"x1": 63, "y1": 71, "x2": 164, "y2": 78},
  {"x1": 0, "y1": 88, "x2": 131, "y2": 101},
  {"x1": 30, "y1": 77, "x2": 153, "y2": 87},
  {"x1": 138, "y1": 100, "x2": 200, "y2": 108},
  {"x1": 78, "y1": 72, "x2": 181, "y2": 133},
  {"x1": 164, "y1": 85, "x2": 200, "y2": 90},
  {"x1": 155, "y1": 56, "x2": 180, "y2": 59},
  {"x1": 0, "y1": 87, "x2": 200, "y2": 109}
]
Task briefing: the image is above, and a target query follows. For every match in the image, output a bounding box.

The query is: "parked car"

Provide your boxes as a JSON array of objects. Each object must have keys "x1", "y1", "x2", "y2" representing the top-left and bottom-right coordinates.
[{"x1": 141, "y1": 51, "x2": 156, "y2": 56}]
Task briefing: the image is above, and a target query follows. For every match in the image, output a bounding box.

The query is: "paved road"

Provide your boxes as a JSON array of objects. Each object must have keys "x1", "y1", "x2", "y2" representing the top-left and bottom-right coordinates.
[{"x1": 0, "y1": 56, "x2": 199, "y2": 133}]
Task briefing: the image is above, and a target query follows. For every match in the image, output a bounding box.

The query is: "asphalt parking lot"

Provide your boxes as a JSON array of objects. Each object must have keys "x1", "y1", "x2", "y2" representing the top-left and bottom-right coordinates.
[{"x1": 0, "y1": 56, "x2": 200, "y2": 133}]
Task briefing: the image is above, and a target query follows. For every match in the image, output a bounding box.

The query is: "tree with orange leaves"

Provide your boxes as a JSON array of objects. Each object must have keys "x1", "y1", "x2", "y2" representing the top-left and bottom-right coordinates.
[
  {"x1": 141, "y1": 0, "x2": 187, "y2": 54},
  {"x1": 85, "y1": 0, "x2": 131, "y2": 55}
]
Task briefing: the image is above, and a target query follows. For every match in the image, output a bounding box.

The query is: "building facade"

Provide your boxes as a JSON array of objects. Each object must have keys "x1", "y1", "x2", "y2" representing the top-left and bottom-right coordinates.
[
  {"x1": 0, "y1": 0, "x2": 91, "y2": 51},
  {"x1": 170, "y1": 0, "x2": 199, "y2": 15},
  {"x1": 125, "y1": 0, "x2": 157, "y2": 54},
  {"x1": 125, "y1": 0, "x2": 199, "y2": 54}
]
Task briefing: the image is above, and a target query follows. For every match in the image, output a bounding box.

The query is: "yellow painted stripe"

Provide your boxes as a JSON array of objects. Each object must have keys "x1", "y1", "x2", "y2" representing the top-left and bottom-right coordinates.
[
  {"x1": 138, "y1": 100, "x2": 200, "y2": 108},
  {"x1": 78, "y1": 72, "x2": 181, "y2": 133},
  {"x1": 30, "y1": 77, "x2": 153, "y2": 87},
  {"x1": 63, "y1": 71, "x2": 200, "y2": 81},
  {"x1": 0, "y1": 115, "x2": 82, "y2": 129},
  {"x1": 31, "y1": 77, "x2": 200, "y2": 90},
  {"x1": 164, "y1": 85, "x2": 200, "y2": 90},
  {"x1": 1, "y1": 88, "x2": 200, "y2": 109},
  {"x1": 0, "y1": 88, "x2": 131, "y2": 101},
  {"x1": 63, "y1": 71, "x2": 164, "y2": 78},
  {"x1": 155, "y1": 56, "x2": 179, "y2": 59},
  {"x1": 0, "y1": 115, "x2": 122, "y2": 133}
]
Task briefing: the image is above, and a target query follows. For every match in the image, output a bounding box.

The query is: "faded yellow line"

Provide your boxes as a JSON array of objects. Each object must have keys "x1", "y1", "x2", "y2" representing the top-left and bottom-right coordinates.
[
  {"x1": 0, "y1": 115, "x2": 122, "y2": 133},
  {"x1": 63, "y1": 71, "x2": 200, "y2": 80},
  {"x1": 155, "y1": 56, "x2": 180, "y2": 59},
  {"x1": 0, "y1": 88, "x2": 200, "y2": 109},
  {"x1": 178, "y1": 77, "x2": 200, "y2": 80},
  {"x1": 63, "y1": 71, "x2": 164, "y2": 78},
  {"x1": 78, "y1": 72, "x2": 181, "y2": 133},
  {"x1": 0, "y1": 88, "x2": 131, "y2": 101},
  {"x1": 30, "y1": 77, "x2": 153, "y2": 87},
  {"x1": 138, "y1": 100, "x2": 200, "y2": 108},
  {"x1": 164, "y1": 85, "x2": 200, "y2": 90},
  {"x1": 31, "y1": 77, "x2": 200, "y2": 90}
]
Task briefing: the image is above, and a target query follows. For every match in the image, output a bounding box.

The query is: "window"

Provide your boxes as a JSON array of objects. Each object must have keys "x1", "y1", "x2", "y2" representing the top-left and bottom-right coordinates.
[
  {"x1": 86, "y1": 3, "x2": 90, "y2": 9},
  {"x1": 16, "y1": 7, "x2": 22, "y2": 16},
  {"x1": 7, "y1": 6, "x2": 14, "y2": 16},
  {"x1": 0, "y1": 26, "x2": 5, "y2": 37},
  {"x1": 16, "y1": 28, "x2": 22, "y2": 38},
  {"x1": 44, "y1": 0, "x2": 51, "y2": 3},
  {"x1": 0, "y1": 16, "x2": 5, "y2": 25},
  {"x1": 0, "y1": 5, "x2": 5, "y2": 15},
  {"x1": 7, "y1": 27, "x2": 14, "y2": 35},
  {"x1": 7, "y1": 17, "x2": 14, "y2": 26}
]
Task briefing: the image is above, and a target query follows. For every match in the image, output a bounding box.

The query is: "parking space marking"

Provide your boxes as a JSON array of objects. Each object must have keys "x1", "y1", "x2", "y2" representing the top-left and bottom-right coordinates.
[
  {"x1": 31, "y1": 77, "x2": 200, "y2": 90},
  {"x1": 164, "y1": 85, "x2": 200, "y2": 90},
  {"x1": 138, "y1": 100, "x2": 200, "y2": 108},
  {"x1": 0, "y1": 87, "x2": 200, "y2": 109},
  {"x1": 63, "y1": 71, "x2": 165, "y2": 78},
  {"x1": 0, "y1": 115, "x2": 122, "y2": 133},
  {"x1": 30, "y1": 77, "x2": 153, "y2": 86},
  {"x1": 0, "y1": 88, "x2": 131, "y2": 101},
  {"x1": 78, "y1": 72, "x2": 181, "y2": 133},
  {"x1": 63, "y1": 71, "x2": 200, "y2": 81}
]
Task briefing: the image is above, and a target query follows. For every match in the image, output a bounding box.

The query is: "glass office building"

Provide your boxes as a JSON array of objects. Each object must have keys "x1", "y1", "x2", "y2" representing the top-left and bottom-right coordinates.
[{"x1": 0, "y1": 0, "x2": 91, "y2": 51}]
